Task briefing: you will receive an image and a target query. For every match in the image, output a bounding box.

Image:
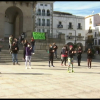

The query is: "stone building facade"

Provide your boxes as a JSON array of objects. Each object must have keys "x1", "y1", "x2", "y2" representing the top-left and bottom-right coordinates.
[{"x1": 0, "y1": 1, "x2": 36, "y2": 39}]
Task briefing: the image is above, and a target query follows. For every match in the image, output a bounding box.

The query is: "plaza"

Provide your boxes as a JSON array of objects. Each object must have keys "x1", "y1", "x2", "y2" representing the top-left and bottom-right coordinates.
[{"x1": 0, "y1": 50, "x2": 100, "y2": 98}]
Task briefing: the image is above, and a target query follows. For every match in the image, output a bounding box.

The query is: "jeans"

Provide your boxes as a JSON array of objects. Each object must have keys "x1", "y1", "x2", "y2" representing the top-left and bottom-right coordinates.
[
  {"x1": 12, "y1": 53, "x2": 18, "y2": 63},
  {"x1": 54, "y1": 50, "x2": 57, "y2": 58},
  {"x1": 32, "y1": 45, "x2": 35, "y2": 53}
]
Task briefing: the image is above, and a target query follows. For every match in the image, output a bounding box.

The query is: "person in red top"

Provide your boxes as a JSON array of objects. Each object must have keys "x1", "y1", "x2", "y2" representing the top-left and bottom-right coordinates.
[
  {"x1": 31, "y1": 37, "x2": 35, "y2": 54},
  {"x1": 61, "y1": 46, "x2": 68, "y2": 66}
]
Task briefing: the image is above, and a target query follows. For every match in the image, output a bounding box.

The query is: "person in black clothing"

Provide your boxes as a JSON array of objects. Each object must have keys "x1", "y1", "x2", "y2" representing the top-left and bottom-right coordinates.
[
  {"x1": 49, "y1": 44, "x2": 55, "y2": 67},
  {"x1": 11, "y1": 41, "x2": 19, "y2": 65},
  {"x1": 67, "y1": 45, "x2": 76, "y2": 73},
  {"x1": 87, "y1": 48, "x2": 93, "y2": 68},
  {"x1": 22, "y1": 39, "x2": 28, "y2": 60},
  {"x1": 61, "y1": 46, "x2": 68, "y2": 66},
  {"x1": 14, "y1": 38, "x2": 18, "y2": 47},
  {"x1": 77, "y1": 46, "x2": 82, "y2": 66},
  {"x1": 52, "y1": 43, "x2": 58, "y2": 59},
  {"x1": 31, "y1": 37, "x2": 35, "y2": 54},
  {"x1": 21, "y1": 32, "x2": 25, "y2": 43}
]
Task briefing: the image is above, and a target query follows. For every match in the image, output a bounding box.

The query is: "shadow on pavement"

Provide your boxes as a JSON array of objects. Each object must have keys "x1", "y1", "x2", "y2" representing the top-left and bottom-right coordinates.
[{"x1": 0, "y1": 73, "x2": 52, "y2": 75}]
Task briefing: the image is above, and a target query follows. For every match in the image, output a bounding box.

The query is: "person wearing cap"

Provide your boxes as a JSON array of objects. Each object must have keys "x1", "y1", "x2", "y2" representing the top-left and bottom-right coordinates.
[
  {"x1": 67, "y1": 45, "x2": 75, "y2": 73},
  {"x1": 25, "y1": 43, "x2": 32, "y2": 69}
]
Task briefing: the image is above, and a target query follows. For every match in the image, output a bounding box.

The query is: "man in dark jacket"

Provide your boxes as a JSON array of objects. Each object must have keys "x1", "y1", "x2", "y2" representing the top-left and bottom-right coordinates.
[{"x1": 11, "y1": 41, "x2": 19, "y2": 65}]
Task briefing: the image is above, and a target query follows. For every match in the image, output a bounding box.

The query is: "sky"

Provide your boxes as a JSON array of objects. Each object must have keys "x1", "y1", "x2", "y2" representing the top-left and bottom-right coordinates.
[{"x1": 53, "y1": 1, "x2": 100, "y2": 17}]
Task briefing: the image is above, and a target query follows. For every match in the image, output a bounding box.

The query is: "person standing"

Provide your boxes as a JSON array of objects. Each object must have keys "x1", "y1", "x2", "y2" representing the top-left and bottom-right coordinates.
[
  {"x1": 25, "y1": 43, "x2": 32, "y2": 69},
  {"x1": 87, "y1": 48, "x2": 93, "y2": 68},
  {"x1": 52, "y1": 43, "x2": 58, "y2": 59},
  {"x1": 22, "y1": 39, "x2": 28, "y2": 60},
  {"x1": 9, "y1": 35, "x2": 13, "y2": 53},
  {"x1": 11, "y1": 41, "x2": 19, "y2": 65},
  {"x1": 67, "y1": 45, "x2": 75, "y2": 73},
  {"x1": 48, "y1": 44, "x2": 55, "y2": 67},
  {"x1": 61, "y1": 46, "x2": 68, "y2": 66},
  {"x1": 21, "y1": 32, "x2": 25, "y2": 43},
  {"x1": 31, "y1": 37, "x2": 35, "y2": 54},
  {"x1": 77, "y1": 46, "x2": 82, "y2": 66}
]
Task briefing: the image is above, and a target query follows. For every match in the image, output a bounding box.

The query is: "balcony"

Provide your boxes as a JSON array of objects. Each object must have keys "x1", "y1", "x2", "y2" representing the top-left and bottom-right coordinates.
[
  {"x1": 68, "y1": 25, "x2": 73, "y2": 29},
  {"x1": 57, "y1": 24, "x2": 63, "y2": 28},
  {"x1": 88, "y1": 29, "x2": 92, "y2": 33},
  {"x1": 37, "y1": 13, "x2": 41, "y2": 16},
  {"x1": 77, "y1": 26, "x2": 82, "y2": 29},
  {"x1": 77, "y1": 36, "x2": 84, "y2": 40},
  {"x1": 66, "y1": 35, "x2": 75, "y2": 39}
]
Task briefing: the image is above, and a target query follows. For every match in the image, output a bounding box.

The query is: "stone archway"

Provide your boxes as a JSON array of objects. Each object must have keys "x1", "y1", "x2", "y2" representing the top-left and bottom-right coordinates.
[
  {"x1": 4, "y1": 6, "x2": 23, "y2": 38},
  {"x1": 67, "y1": 42, "x2": 73, "y2": 46}
]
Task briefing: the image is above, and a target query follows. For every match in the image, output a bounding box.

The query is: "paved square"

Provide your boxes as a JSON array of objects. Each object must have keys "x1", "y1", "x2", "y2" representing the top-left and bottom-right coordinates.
[{"x1": 0, "y1": 51, "x2": 100, "y2": 98}]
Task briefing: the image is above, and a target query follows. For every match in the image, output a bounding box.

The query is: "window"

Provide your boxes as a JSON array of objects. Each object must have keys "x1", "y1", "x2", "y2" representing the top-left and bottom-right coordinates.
[
  {"x1": 68, "y1": 22, "x2": 73, "y2": 29},
  {"x1": 42, "y1": 9, "x2": 45, "y2": 16},
  {"x1": 47, "y1": 19, "x2": 50, "y2": 26},
  {"x1": 95, "y1": 32, "x2": 97, "y2": 37},
  {"x1": 95, "y1": 40, "x2": 97, "y2": 45},
  {"x1": 89, "y1": 18, "x2": 92, "y2": 24},
  {"x1": 38, "y1": 19, "x2": 41, "y2": 26},
  {"x1": 42, "y1": 19, "x2": 45, "y2": 26},
  {"x1": 78, "y1": 23, "x2": 81, "y2": 29},
  {"x1": 40, "y1": 4, "x2": 43, "y2": 6},
  {"x1": 98, "y1": 39, "x2": 100, "y2": 45},
  {"x1": 47, "y1": 10, "x2": 50, "y2": 16},
  {"x1": 38, "y1": 9, "x2": 41, "y2": 15},
  {"x1": 45, "y1": 4, "x2": 47, "y2": 6}
]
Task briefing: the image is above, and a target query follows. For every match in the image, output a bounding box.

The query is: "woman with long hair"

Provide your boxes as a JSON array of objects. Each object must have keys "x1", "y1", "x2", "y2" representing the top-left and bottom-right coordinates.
[{"x1": 87, "y1": 48, "x2": 93, "y2": 68}]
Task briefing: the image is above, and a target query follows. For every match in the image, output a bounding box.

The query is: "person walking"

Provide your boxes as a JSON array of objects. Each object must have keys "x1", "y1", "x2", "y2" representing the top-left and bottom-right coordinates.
[
  {"x1": 48, "y1": 44, "x2": 55, "y2": 67},
  {"x1": 87, "y1": 48, "x2": 93, "y2": 68},
  {"x1": 25, "y1": 43, "x2": 32, "y2": 69},
  {"x1": 61, "y1": 45, "x2": 68, "y2": 66},
  {"x1": 67, "y1": 45, "x2": 75, "y2": 73},
  {"x1": 31, "y1": 37, "x2": 35, "y2": 54},
  {"x1": 22, "y1": 39, "x2": 28, "y2": 60},
  {"x1": 11, "y1": 41, "x2": 19, "y2": 65},
  {"x1": 52, "y1": 43, "x2": 58, "y2": 59},
  {"x1": 77, "y1": 46, "x2": 82, "y2": 66}
]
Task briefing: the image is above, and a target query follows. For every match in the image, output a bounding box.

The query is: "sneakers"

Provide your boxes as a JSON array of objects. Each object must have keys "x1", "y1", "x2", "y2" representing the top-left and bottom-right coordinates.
[
  {"x1": 72, "y1": 70, "x2": 74, "y2": 73},
  {"x1": 51, "y1": 65, "x2": 55, "y2": 67},
  {"x1": 67, "y1": 70, "x2": 70, "y2": 73},
  {"x1": 61, "y1": 64, "x2": 63, "y2": 66}
]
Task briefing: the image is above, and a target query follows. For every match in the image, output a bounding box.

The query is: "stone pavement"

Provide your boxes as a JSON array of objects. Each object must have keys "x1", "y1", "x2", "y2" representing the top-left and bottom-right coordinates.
[{"x1": 0, "y1": 52, "x2": 100, "y2": 98}]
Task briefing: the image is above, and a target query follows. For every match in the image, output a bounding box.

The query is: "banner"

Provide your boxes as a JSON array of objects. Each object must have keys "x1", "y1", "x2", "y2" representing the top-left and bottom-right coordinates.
[{"x1": 32, "y1": 32, "x2": 46, "y2": 40}]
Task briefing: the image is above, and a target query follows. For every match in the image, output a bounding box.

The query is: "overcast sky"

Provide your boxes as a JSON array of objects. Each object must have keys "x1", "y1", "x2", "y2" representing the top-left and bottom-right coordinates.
[{"x1": 53, "y1": 1, "x2": 100, "y2": 17}]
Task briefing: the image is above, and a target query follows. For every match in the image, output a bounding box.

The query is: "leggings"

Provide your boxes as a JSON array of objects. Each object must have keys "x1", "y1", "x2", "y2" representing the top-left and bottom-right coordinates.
[
  {"x1": 25, "y1": 56, "x2": 31, "y2": 66},
  {"x1": 49, "y1": 56, "x2": 54, "y2": 66},
  {"x1": 87, "y1": 59, "x2": 92, "y2": 67},
  {"x1": 61, "y1": 57, "x2": 67, "y2": 65}
]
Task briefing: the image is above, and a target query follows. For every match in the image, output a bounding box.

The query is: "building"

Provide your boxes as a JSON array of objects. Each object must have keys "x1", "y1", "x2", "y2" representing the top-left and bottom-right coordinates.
[
  {"x1": 0, "y1": 1, "x2": 36, "y2": 40},
  {"x1": 32, "y1": 1, "x2": 54, "y2": 38},
  {"x1": 85, "y1": 13, "x2": 100, "y2": 49},
  {"x1": 53, "y1": 11, "x2": 85, "y2": 50}
]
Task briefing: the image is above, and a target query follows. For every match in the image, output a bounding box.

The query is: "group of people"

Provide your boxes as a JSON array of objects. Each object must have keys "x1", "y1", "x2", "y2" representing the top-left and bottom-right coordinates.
[
  {"x1": 6, "y1": 35, "x2": 94, "y2": 71},
  {"x1": 49, "y1": 43, "x2": 93, "y2": 73},
  {"x1": 8, "y1": 35, "x2": 35, "y2": 69}
]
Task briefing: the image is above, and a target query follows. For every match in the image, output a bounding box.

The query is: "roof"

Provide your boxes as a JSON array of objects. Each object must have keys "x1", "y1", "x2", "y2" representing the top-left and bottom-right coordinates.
[{"x1": 53, "y1": 11, "x2": 72, "y2": 15}]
